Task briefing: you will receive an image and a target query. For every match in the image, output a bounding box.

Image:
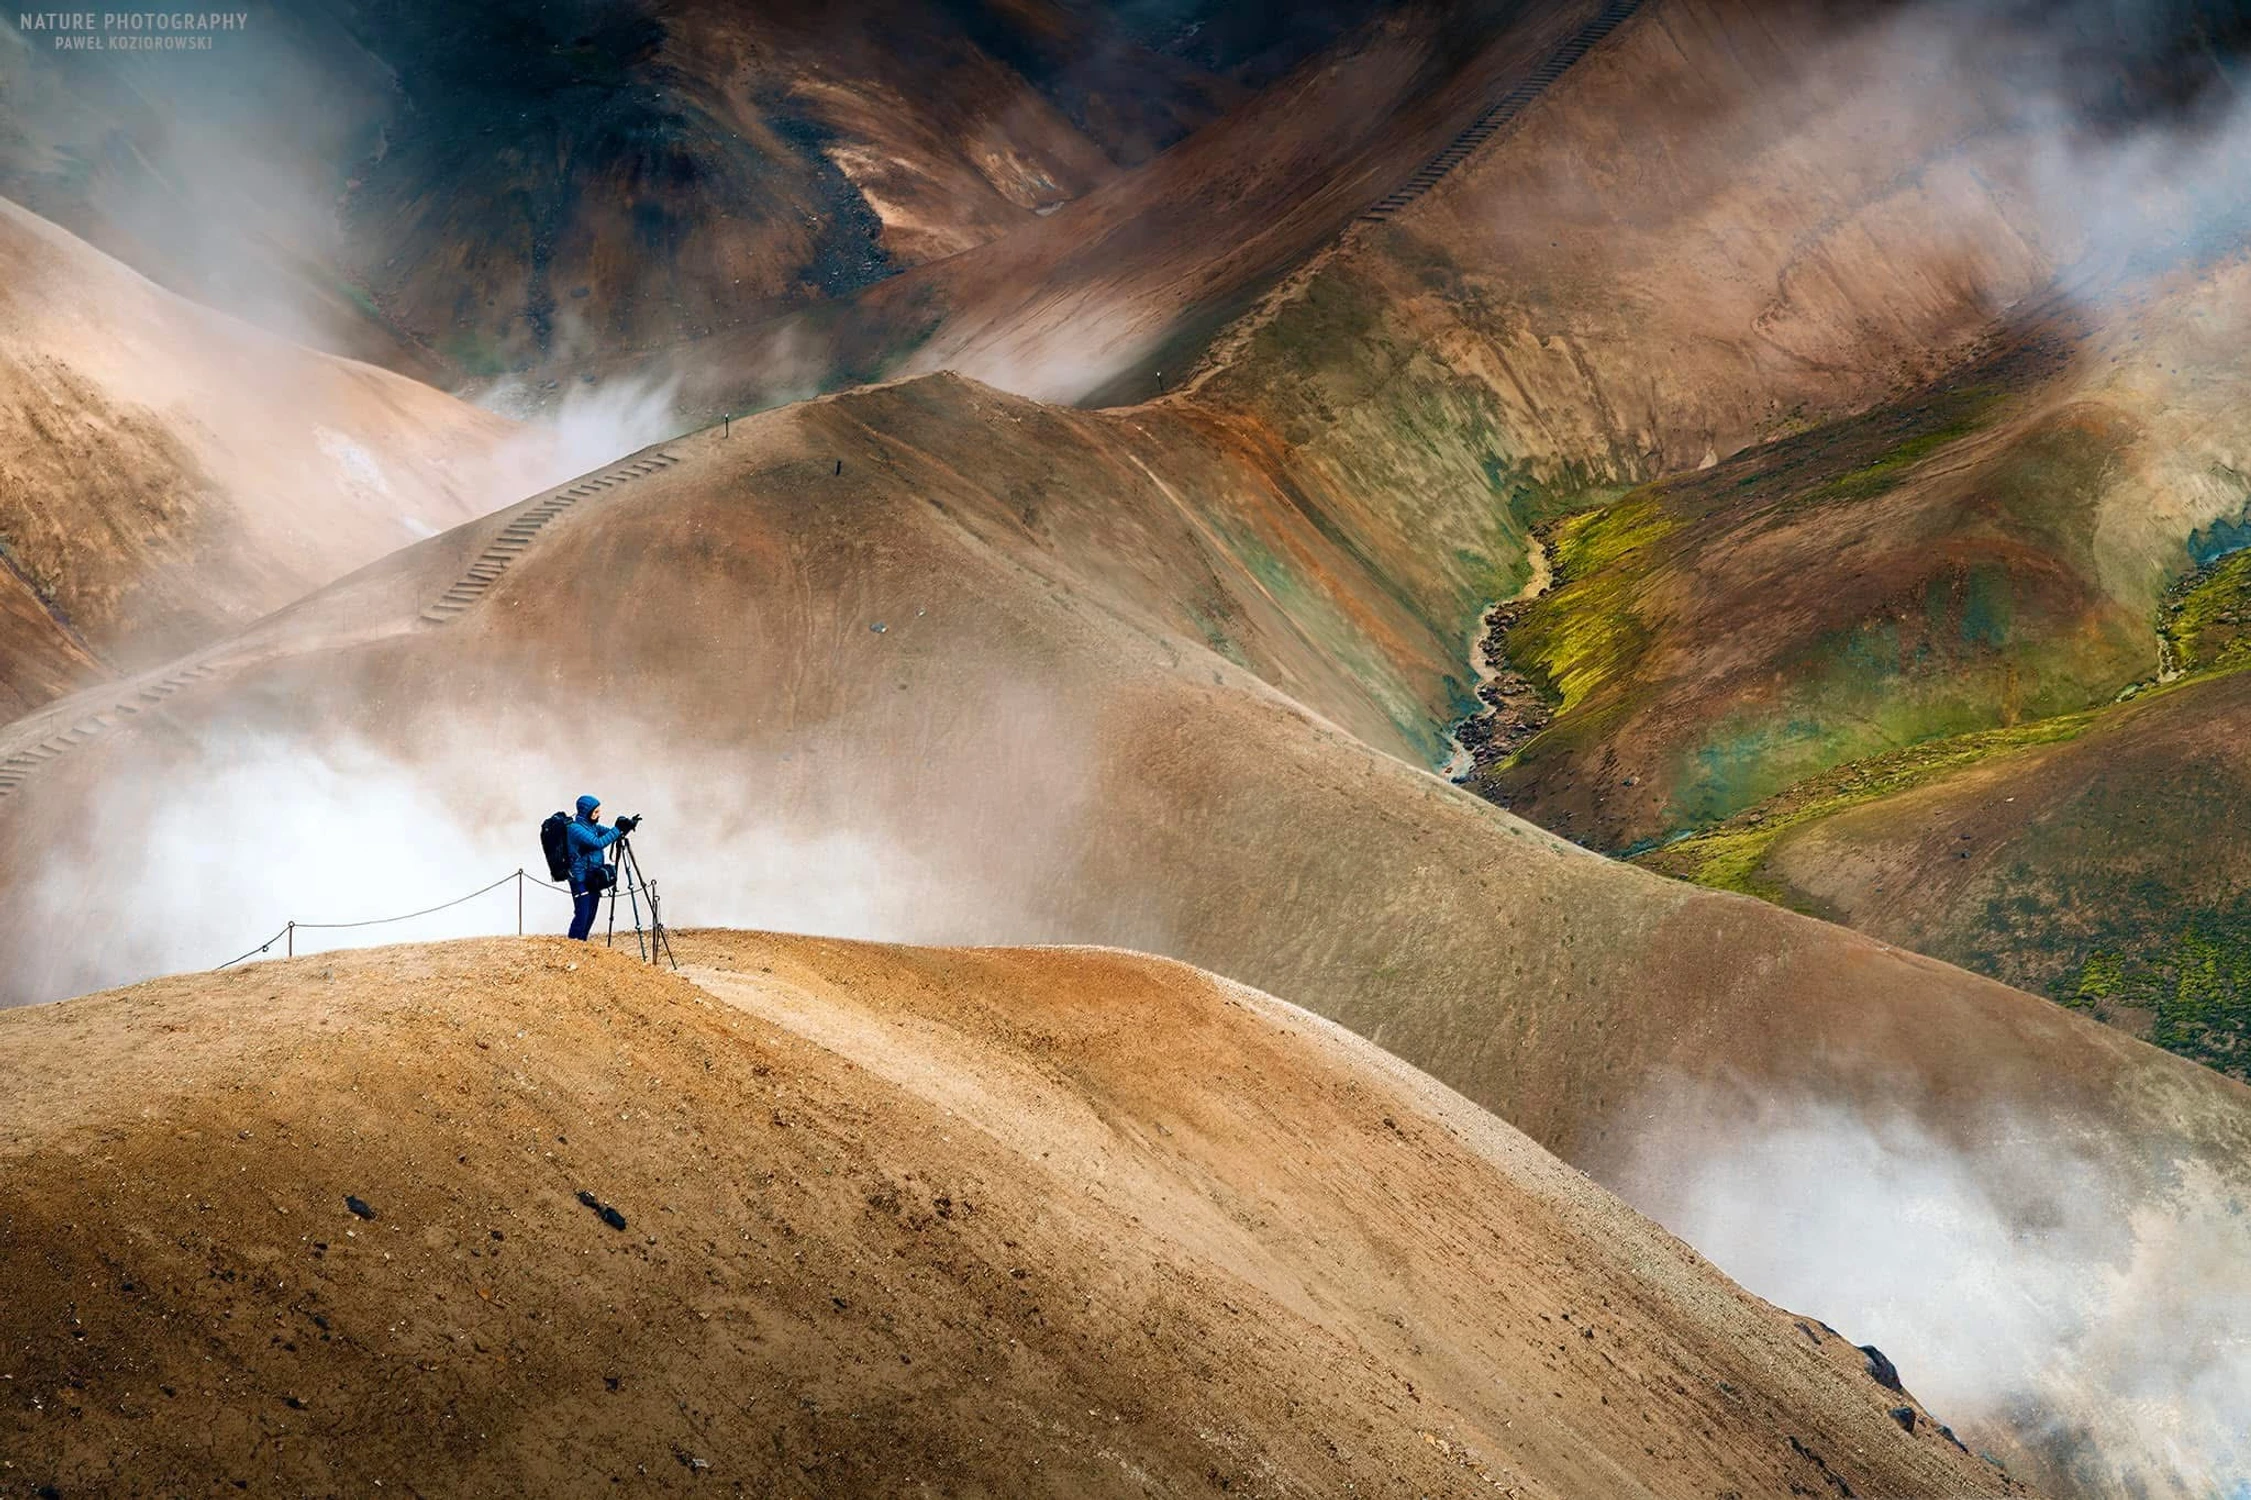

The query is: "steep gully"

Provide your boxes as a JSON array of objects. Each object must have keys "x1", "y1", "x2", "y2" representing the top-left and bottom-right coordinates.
[{"x1": 1441, "y1": 530, "x2": 1553, "y2": 782}]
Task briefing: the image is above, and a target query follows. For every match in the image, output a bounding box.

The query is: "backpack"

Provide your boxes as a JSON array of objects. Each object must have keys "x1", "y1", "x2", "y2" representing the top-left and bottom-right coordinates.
[{"x1": 539, "y1": 811, "x2": 573, "y2": 882}]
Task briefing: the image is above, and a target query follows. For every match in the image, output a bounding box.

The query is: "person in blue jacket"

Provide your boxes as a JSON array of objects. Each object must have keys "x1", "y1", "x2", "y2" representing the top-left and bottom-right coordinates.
[{"x1": 566, "y1": 795, "x2": 639, "y2": 941}]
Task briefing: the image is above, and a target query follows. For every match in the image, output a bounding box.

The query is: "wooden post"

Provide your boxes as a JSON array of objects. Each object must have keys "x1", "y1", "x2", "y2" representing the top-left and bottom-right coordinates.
[
  {"x1": 285, "y1": 921, "x2": 294, "y2": 959},
  {"x1": 517, "y1": 869, "x2": 525, "y2": 937}
]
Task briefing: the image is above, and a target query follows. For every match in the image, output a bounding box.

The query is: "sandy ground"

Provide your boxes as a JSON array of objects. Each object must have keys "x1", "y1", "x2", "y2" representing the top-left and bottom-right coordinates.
[{"x1": 0, "y1": 932, "x2": 2020, "y2": 1498}]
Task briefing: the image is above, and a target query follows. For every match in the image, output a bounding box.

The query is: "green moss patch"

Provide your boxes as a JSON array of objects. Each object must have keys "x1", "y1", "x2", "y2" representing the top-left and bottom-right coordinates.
[
  {"x1": 1505, "y1": 492, "x2": 1674, "y2": 712},
  {"x1": 1636, "y1": 705, "x2": 2108, "y2": 897},
  {"x1": 1790, "y1": 387, "x2": 2005, "y2": 508},
  {"x1": 2160, "y1": 547, "x2": 2251, "y2": 674},
  {"x1": 2030, "y1": 887, "x2": 2251, "y2": 1082}
]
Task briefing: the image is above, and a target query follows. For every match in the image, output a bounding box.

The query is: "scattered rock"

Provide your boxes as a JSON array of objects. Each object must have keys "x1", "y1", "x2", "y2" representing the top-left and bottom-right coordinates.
[
  {"x1": 578, "y1": 1190, "x2": 628, "y2": 1230},
  {"x1": 344, "y1": 1195, "x2": 377, "y2": 1221},
  {"x1": 1887, "y1": 1405, "x2": 1915, "y2": 1434},
  {"x1": 1448, "y1": 595, "x2": 1558, "y2": 785},
  {"x1": 1858, "y1": 1344, "x2": 1902, "y2": 1391},
  {"x1": 1788, "y1": 1436, "x2": 1856, "y2": 1498}
]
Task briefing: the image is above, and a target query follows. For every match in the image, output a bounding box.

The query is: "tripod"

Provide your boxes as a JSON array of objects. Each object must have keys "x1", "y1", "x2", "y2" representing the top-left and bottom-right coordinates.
[{"x1": 603, "y1": 833, "x2": 678, "y2": 970}]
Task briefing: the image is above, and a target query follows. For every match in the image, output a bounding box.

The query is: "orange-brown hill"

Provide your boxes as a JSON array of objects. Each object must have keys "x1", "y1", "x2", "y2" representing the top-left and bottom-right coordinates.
[
  {"x1": 0, "y1": 933, "x2": 2017, "y2": 1499},
  {"x1": 0, "y1": 196, "x2": 537, "y2": 720},
  {"x1": 1198, "y1": 0, "x2": 2247, "y2": 820},
  {"x1": 4, "y1": 380, "x2": 2244, "y2": 1491},
  {"x1": 637, "y1": 0, "x2": 2251, "y2": 866}
]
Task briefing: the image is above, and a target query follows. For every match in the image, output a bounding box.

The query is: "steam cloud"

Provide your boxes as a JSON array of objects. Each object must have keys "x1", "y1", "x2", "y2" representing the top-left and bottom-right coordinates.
[
  {"x1": 483, "y1": 371, "x2": 689, "y2": 489},
  {"x1": 4, "y1": 674, "x2": 1106, "y2": 1010},
  {"x1": 1615, "y1": 1081, "x2": 2251, "y2": 1500}
]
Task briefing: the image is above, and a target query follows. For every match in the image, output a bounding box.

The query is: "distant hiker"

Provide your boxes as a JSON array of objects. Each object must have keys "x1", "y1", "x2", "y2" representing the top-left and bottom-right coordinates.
[{"x1": 556, "y1": 795, "x2": 639, "y2": 941}]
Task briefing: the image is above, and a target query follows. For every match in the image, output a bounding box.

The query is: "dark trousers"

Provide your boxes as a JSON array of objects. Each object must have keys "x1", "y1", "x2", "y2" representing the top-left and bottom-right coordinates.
[{"x1": 569, "y1": 885, "x2": 601, "y2": 941}]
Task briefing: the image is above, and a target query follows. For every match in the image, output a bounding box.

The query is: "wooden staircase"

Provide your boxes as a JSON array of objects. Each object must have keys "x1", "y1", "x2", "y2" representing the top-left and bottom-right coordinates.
[
  {"x1": 1359, "y1": 0, "x2": 1644, "y2": 224},
  {"x1": 0, "y1": 447, "x2": 683, "y2": 803},
  {"x1": 420, "y1": 451, "x2": 681, "y2": 626},
  {"x1": 0, "y1": 662, "x2": 218, "y2": 798}
]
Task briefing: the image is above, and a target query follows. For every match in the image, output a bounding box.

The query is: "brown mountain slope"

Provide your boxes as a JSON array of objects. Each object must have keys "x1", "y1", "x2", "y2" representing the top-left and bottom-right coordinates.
[
  {"x1": 1, "y1": 386, "x2": 2244, "y2": 1495},
  {"x1": 1102, "y1": 0, "x2": 2251, "y2": 1086},
  {"x1": 0, "y1": 934, "x2": 2015, "y2": 1498},
  {"x1": 1189, "y1": 0, "x2": 2251, "y2": 824},
  {"x1": 877, "y1": 0, "x2": 1620, "y2": 406},
  {"x1": 1455, "y1": 253, "x2": 2251, "y2": 849},
  {"x1": 0, "y1": 196, "x2": 534, "y2": 719}
]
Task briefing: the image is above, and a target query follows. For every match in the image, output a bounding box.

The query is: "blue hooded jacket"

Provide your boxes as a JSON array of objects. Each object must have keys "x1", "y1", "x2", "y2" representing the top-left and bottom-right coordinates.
[{"x1": 565, "y1": 795, "x2": 624, "y2": 888}]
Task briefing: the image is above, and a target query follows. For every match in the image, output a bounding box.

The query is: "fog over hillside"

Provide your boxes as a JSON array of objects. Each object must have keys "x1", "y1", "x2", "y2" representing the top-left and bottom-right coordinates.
[{"x1": 4, "y1": 3, "x2": 2251, "y2": 1498}]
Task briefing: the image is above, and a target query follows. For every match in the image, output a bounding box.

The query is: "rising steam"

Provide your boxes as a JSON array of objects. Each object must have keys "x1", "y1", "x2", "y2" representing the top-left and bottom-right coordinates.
[
  {"x1": 4, "y1": 676, "x2": 1104, "y2": 1010},
  {"x1": 1614, "y1": 1079, "x2": 2251, "y2": 1500}
]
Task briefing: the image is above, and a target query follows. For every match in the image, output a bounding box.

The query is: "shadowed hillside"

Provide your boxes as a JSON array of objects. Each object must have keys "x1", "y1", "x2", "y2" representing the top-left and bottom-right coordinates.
[
  {"x1": 1123, "y1": 0, "x2": 2251, "y2": 1086},
  {"x1": 0, "y1": 0, "x2": 1396, "y2": 383}
]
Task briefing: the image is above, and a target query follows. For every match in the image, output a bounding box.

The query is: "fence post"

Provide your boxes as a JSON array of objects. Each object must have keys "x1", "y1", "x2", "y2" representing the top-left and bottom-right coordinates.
[
  {"x1": 517, "y1": 869, "x2": 524, "y2": 937},
  {"x1": 285, "y1": 920, "x2": 294, "y2": 959}
]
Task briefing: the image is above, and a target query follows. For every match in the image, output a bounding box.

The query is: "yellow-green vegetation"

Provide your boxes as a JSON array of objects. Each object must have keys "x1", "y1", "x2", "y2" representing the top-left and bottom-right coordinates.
[
  {"x1": 1506, "y1": 491, "x2": 1675, "y2": 711},
  {"x1": 1795, "y1": 387, "x2": 2002, "y2": 508},
  {"x1": 2067, "y1": 916, "x2": 2251, "y2": 1081},
  {"x1": 1635, "y1": 538, "x2": 2251, "y2": 1083},
  {"x1": 1634, "y1": 706, "x2": 2108, "y2": 898},
  {"x1": 2159, "y1": 548, "x2": 2251, "y2": 674}
]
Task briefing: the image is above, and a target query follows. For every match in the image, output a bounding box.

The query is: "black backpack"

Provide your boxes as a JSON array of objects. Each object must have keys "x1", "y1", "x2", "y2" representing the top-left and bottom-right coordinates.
[{"x1": 539, "y1": 811, "x2": 572, "y2": 882}]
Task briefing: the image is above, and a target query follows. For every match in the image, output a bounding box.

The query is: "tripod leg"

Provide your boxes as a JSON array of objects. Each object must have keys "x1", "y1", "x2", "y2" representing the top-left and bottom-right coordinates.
[
  {"x1": 621, "y1": 839, "x2": 649, "y2": 962},
  {"x1": 628, "y1": 876, "x2": 647, "y2": 963},
  {"x1": 645, "y1": 880, "x2": 679, "y2": 971}
]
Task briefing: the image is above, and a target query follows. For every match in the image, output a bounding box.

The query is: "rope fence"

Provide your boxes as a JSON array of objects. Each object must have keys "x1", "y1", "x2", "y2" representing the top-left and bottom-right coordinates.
[{"x1": 213, "y1": 866, "x2": 644, "y2": 970}]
